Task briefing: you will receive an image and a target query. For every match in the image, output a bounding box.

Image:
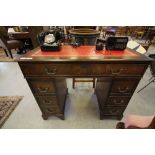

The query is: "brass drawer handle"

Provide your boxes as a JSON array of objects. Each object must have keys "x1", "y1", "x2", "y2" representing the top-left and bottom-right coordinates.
[
  {"x1": 47, "y1": 109, "x2": 54, "y2": 113},
  {"x1": 43, "y1": 99, "x2": 56, "y2": 105},
  {"x1": 111, "y1": 69, "x2": 121, "y2": 75},
  {"x1": 113, "y1": 99, "x2": 124, "y2": 105},
  {"x1": 43, "y1": 100, "x2": 52, "y2": 104},
  {"x1": 38, "y1": 87, "x2": 49, "y2": 93},
  {"x1": 45, "y1": 67, "x2": 57, "y2": 75},
  {"x1": 109, "y1": 109, "x2": 120, "y2": 115},
  {"x1": 111, "y1": 68, "x2": 127, "y2": 75},
  {"x1": 118, "y1": 87, "x2": 129, "y2": 93}
]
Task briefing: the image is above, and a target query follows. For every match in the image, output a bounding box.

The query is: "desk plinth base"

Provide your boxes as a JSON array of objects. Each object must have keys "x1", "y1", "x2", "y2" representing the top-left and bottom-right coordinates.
[
  {"x1": 42, "y1": 113, "x2": 65, "y2": 120},
  {"x1": 100, "y1": 112, "x2": 123, "y2": 120}
]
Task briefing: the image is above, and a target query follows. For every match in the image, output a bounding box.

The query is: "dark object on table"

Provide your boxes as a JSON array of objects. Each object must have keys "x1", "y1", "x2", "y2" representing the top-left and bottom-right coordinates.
[
  {"x1": 70, "y1": 42, "x2": 80, "y2": 48},
  {"x1": 96, "y1": 38, "x2": 106, "y2": 50},
  {"x1": 106, "y1": 36, "x2": 128, "y2": 50},
  {"x1": 37, "y1": 31, "x2": 62, "y2": 51},
  {"x1": 40, "y1": 42, "x2": 61, "y2": 51},
  {"x1": 69, "y1": 28, "x2": 100, "y2": 45}
]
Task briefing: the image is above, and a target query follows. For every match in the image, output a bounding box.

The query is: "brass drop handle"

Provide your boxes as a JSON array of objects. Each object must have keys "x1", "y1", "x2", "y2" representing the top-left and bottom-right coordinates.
[
  {"x1": 38, "y1": 87, "x2": 49, "y2": 93},
  {"x1": 118, "y1": 87, "x2": 129, "y2": 93},
  {"x1": 45, "y1": 67, "x2": 57, "y2": 75},
  {"x1": 111, "y1": 69, "x2": 121, "y2": 75},
  {"x1": 111, "y1": 68, "x2": 127, "y2": 75},
  {"x1": 113, "y1": 99, "x2": 124, "y2": 105},
  {"x1": 109, "y1": 109, "x2": 119, "y2": 115},
  {"x1": 43, "y1": 100, "x2": 51, "y2": 104},
  {"x1": 47, "y1": 109, "x2": 53, "y2": 113}
]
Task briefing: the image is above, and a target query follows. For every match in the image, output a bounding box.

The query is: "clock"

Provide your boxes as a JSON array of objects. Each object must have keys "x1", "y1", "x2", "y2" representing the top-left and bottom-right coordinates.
[{"x1": 106, "y1": 37, "x2": 128, "y2": 50}]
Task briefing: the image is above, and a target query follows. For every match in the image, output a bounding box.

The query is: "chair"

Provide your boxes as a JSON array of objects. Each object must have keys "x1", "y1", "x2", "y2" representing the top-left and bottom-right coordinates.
[
  {"x1": 131, "y1": 26, "x2": 145, "y2": 39},
  {"x1": 140, "y1": 41, "x2": 152, "y2": 51},
  {"x1": 0, "y1": 26, "x2": 25, "y2": 58},
  {"x1": 137, "y1": 54, "x2": 155, "y2": 93},
  {"x1": 116, "y1": 115, "x2": 155, "y2": 129}
]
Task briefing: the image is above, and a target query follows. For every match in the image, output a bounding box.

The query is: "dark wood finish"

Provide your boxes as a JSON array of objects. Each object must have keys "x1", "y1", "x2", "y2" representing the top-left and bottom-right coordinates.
[
  {"x1": 19, "y1": 63, "x2": 147, "y2": 77},
  {"x1": 27, "y1": 78, "x2": 56, "y2": 95},
  {"x1": 17, "y1": 46, "x2": 151, "y2": 120},
  {"x1": 106, "y1": 96, "x2": 130, "y2": 106},
  {"x1": 110, "y1": 78, "x2": 140, "y2": 94},
  {"x1": 25, "y1": 77, "x2": 67, "y2": 120}
]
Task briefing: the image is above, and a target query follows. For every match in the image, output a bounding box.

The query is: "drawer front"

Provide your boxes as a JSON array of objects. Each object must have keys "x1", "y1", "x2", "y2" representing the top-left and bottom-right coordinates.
[
  {"x1": 20, "y1": 63, "x2": 146, "y2": 77},
  {"x1": 40, "y1": 106, "x2": 60, "y2": 115},
  {"x1": 27, "y1": 79, "x2": 55, "y2": 95},
  {"x1": 20, "y1": 63, "x2": 91, "y2": 76},
  {"x1": 106, "y1": 96, "x2": 130, "y2": 106},
  {"x1": 111, "y1": 78, "x2": 139, "y2": 94},
  {"x1": 36, "y1": 96, "x2": 58, "y2": 107},
  {"x1": 103, "y1": 106, "x2": 125, "y2": 116},
  {"x1": 89, "y1": 64, "x2": 107, "y2": 75},
  {"x1": 106, "y1": 64, "x2": 146, "y2": 76}
]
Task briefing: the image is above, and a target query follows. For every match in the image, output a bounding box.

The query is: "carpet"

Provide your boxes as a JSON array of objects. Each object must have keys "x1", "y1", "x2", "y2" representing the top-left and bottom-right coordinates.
[{"x1": 0, "y1": 96, "x2": 23, "y2": 128}]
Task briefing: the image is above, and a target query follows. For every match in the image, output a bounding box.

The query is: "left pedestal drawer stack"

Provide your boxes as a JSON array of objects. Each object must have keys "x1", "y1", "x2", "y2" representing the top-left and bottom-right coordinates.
[{"x1": 19, "y1": 63, "x2": 68, "y2": 120}]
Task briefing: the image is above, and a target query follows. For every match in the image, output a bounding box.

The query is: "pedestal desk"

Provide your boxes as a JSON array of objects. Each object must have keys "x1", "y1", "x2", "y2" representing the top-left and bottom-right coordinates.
[{"x1": 17, "y1": 46, "x2": 151, "y2": 120}]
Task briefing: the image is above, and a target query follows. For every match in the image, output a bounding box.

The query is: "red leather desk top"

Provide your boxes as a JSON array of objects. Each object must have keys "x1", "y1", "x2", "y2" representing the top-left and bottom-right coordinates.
[{"x1": 32, "y1": 46, "x2": 137, "y2": 58}]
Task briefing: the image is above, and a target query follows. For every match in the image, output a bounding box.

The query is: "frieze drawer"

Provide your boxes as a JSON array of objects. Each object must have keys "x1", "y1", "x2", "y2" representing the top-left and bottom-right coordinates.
[
  {"x1": 19, "y1": 63, "x2": 146, "y2": 77},
  {"x1": 27, "y1": 79, "x2": 56, "y2": 95},
  {"x1": 20, "y1": 63, "x2": 91, "y2": 76},
  {"x1": 106, "y1": 64, "x2": 146, "y2": 76}
]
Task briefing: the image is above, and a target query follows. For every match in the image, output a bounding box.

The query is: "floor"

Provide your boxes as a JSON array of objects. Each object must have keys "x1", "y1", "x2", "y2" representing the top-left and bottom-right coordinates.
[{"x1": 0, "y1": 59, "x2": 155, "y2": 128}]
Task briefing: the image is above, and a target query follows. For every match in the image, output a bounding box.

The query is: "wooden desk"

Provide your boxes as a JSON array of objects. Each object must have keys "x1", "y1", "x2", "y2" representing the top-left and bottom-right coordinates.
[{"x1": 17, "y1": 46, "x2": 151, "y2": 120}]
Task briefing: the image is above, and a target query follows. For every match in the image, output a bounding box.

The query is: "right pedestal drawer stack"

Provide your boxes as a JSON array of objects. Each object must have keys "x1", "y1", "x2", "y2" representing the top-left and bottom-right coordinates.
[{"x1": 95, "y1": 63, "x2": 148, "y2": 120}]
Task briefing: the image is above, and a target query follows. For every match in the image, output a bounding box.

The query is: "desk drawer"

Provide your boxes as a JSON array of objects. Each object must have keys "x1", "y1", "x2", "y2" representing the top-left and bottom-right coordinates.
[
  {"x1": 36, "y1": 96, "x2": 58, "y2": 107},
  {"x1": 27, "y1": 79, "x2": 56, "y2": 95},
  {"x1": 106, "y1": 96, "x2": 130, "y2": 106},
  {"x1": 111, "y1": 78, "x2": 139, "y2": 94},
  {"x1": 106, "y1": 64, "x2": 146, "y2": 76},
  {"x1": 20, "y1": 63, "x2": 91, "y2": 76},
  {"x1": 90, "y1": 64, "x2": 146, "y2": 76},
  {"x1": 20, "y1": 63, "x2": 146, "y2": 77},
  {"x1": 103, "y1": 106, "x2": 125, "y2": 116}
]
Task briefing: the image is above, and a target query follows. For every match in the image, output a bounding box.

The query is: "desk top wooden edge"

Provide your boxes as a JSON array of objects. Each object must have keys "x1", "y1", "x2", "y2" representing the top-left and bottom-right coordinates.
[{"x1": 14, "y1": 46, "x2": 153, "y2": 63}]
